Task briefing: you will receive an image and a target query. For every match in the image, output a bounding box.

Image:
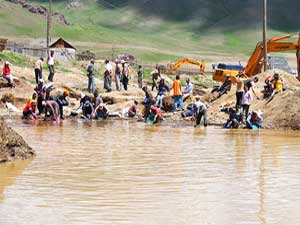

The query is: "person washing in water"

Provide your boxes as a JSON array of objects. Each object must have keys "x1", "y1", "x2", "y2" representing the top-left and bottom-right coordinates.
[
  {"x1": 22, "y1": 98, "x2": 37, "y2": 120},
  {"x1": 246, "y1": 111, "x2": 263, "y2": 129},
  {"x1": 193, "y1": 96, "x2": 208, "y2": 127},
  {"x1": 147, "y1": 105, "x2": 163, "y2": 124}
]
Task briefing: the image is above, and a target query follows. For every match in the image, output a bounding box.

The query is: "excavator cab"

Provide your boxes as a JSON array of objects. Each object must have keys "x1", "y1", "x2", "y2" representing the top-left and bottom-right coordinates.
[{"x1": 212, "y1": 63, "x2": 244, "y2": 83}]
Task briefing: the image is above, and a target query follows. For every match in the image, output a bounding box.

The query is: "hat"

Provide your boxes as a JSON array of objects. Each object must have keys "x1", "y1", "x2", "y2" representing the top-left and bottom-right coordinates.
[
  {"x1": 63, "y1": 90, "x2": 69, "y2": 96},
  {"x1": 38, "y1": 78, "x2": 44, "y2": 83},
  {"x1": 80, "y1": 93, "x2": 85, "y2": 99},
  {"x1": 4, "y1": 61, "x2": 9, "y2": 65},
  {"x1": 121, "y1": 60, "x2": 125, "y2": 64}
]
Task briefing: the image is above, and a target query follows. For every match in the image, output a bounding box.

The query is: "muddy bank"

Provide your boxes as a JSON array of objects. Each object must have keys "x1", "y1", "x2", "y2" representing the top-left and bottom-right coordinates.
[
  {"x1": 0, "y1": 119, "x2": 35, "y2": 163},
  {"x1": 205, "y1": 70, "x2": 300, "y2": 130}
]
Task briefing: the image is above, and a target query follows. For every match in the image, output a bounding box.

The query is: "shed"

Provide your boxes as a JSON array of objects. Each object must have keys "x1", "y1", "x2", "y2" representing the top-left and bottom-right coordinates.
[{"x1": 49, "y1": 38, "x2": 76, "y2": 62}]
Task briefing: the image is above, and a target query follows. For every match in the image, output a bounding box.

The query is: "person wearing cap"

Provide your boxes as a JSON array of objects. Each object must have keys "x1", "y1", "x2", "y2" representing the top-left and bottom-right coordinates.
[
  {"x1": 55, "y1": 90, "x2": 69, "y2": 119},
  {"x1": 34, "y1": 57, "x2": 44, "y2": 84},
  {"x1": 47, "y1": 50, "x2": 55, "y2": 82},
  {"x1": 246, "y1": 111, "x2": 263, "y2": 129},
  {"x1": 87, "y1": 60, "x2": 96, "y2": 93},
  {"x1": 173, "y1": 74, "x2": 185, "y2": 111},
  {"x1": 193, "y1": 96, "x2": 207, "y2": 127},
  {"x1": 156, "y1": 78, "x2": 170, "y2": 109},
  {"x1": 115, "y1": 61, "x2": 121, "y2": 91},
  {"x1": 137, "y1": 65, "x2": 143, "y2": 88},
  {"x1": 121, "y1": 60, "x2": 129, "y2": 91},
  {"x1": 104, "y1": 59, "x2": 112, "y2": 92},
  {"x1": 1, "y1": 61, "x2": 14, "y2": 88},
  {"x1": 183, "y1": 77, "x2": 193, "y2": 95}
]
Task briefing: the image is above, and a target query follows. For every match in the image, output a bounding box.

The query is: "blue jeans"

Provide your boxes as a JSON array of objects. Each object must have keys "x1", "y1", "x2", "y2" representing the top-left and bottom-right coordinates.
[
  {"x1": 88, "y1": 76, "x2": 95, "y2": 93},
  {"x1": 173, "y1": 95, "x2": 184, "y2": 111},
  {"x1": 156, "y1": 95, "x2": 164, "y2": 108}
]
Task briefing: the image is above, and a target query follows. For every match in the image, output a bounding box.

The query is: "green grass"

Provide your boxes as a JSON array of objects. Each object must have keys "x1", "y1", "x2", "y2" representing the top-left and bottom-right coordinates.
[
  {"x1": 1, "y1": 0, "x2": 299, "y2": 64},
  {"x1": 0, "y1": 52, "x2": 31, "y2": 66}
]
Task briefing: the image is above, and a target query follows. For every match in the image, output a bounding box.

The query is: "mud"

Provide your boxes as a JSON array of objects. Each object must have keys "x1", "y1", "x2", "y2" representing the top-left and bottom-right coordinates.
[{"x1": 0, "y1": 119, "x2": 35, "y2": 163}]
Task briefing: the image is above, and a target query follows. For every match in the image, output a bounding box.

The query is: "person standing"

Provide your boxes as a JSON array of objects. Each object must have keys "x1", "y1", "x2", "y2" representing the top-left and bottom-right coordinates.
[
  {"x1": 156, "y1": 78, "x2": 170, "y2": 109},
  {"x1": 87, "y1": 60, "x2": 96, "y2": 93},
  {"x1": 115, "y1": 61, "x2": 121, "y2": 91},
  {"x1": 173, "y1": 75, "x2": 185, "y2": 111},
  {"x1": 151, "y1": 65, "x2": 161, "y2": 91},
  {"x1": 121, "y1": 60, "x2": 129, "y2": 91},
  {"x1": 241, "y1": 85, "x2": 253, "y2": 121},
  {"x1": 235, "y1": 72, "x2": 247, "y2": 111},
  {"x1": 137, "y1": 65, "x2": 143, "y2": 88},
  {"x1": 34, "y1": 57, "x2": 44, "y2": 84},
  {"x1": 47, "y1": 51, "x2": 55, "y2": 82},
  {"x1": 104, "y1": 59, "x2": 112, "y2": 92}
]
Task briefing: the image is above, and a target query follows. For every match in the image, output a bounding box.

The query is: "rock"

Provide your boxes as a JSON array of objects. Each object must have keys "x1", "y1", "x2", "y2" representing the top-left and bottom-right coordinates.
[{"x1": 0, "y1": 119, "x2": 35, "y2": 163}]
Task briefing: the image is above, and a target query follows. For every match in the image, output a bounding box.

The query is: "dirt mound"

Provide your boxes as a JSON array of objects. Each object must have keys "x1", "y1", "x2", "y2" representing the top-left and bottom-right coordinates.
[
  {"x1": 204, "y1": 70, "x2": 300, "y2": 129},
  {"x1": 0, "y1": 119, "x2": 35, "y2": 163}
]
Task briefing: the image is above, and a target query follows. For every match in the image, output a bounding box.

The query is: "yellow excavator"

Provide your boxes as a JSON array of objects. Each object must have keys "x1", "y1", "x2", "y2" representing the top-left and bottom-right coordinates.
[
  {"x1": 163, "y1": 58, "x2": 206, "y2": 74},
  {"x1": 213, "y1": 33, "x2": 300, "y2": 82}
]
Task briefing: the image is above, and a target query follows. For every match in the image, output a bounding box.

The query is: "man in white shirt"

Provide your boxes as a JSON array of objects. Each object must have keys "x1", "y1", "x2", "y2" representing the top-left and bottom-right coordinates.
[
  {"x1": 193, "y1": 96, "x2": 207, "y2": 127},
  {"x1": 47, "y1": 51, "x2": 55, "y2": 82},
  {"x1": 183, "y1": 77, "x2": 193, "y2": 95},
  {"x1": 104, "y1": 59, "x2": 112, "y2": 92},
  {"x1": 34, "y1": 57, "x2": 44, "y2": 84}
]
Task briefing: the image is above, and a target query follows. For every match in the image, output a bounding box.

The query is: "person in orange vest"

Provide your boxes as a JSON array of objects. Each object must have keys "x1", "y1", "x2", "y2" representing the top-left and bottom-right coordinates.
[{"x1": 173, "y1": 74, "x2": 184, "y2": 111}]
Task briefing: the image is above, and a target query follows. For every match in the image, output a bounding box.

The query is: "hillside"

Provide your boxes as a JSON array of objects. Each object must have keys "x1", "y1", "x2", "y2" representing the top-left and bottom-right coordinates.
[{"x1": 0, "y1": 0, "x2": 299, "y2": 62}]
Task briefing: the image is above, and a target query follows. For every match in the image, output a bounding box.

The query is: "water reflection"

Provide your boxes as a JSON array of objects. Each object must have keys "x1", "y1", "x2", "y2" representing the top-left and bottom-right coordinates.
[{"x1": 0, "y1": 121, "x2": 300, "y2": 225}]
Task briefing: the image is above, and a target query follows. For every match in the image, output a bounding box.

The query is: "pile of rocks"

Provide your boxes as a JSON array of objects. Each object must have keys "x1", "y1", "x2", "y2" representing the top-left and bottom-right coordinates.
[{"x1": 6, "y1": 0, "x2": 70, "y2": 25}]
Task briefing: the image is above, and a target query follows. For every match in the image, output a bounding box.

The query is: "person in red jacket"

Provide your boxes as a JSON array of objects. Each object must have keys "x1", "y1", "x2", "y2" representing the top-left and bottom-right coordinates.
[
  {"x1": 22, "y1": 98, "x2": 37, "y2": 120},
  {"x1": 1, "y1": 61, "x2": 14, "y2": 88}
]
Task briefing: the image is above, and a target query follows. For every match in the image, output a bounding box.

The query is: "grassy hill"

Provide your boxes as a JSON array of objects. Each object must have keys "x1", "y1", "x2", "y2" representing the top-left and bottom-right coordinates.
[{"x1": 0, "y1": 0, "x2": 299, "y2": 62}]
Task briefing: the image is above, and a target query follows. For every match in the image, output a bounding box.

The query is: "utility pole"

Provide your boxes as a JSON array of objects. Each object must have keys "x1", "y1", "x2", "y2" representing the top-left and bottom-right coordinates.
[
  {"x1": 263, "y1": 0, "x2": 268, "y2": 71},
  {"x1": 46, "y1": 0, "x2": 52, "y2": 56}
]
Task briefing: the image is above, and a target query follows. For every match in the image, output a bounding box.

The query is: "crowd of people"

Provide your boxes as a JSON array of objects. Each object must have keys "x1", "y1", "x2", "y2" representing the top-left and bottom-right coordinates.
[{"x1": 1, "y1": 53, "x2": 288, "y2": 129}]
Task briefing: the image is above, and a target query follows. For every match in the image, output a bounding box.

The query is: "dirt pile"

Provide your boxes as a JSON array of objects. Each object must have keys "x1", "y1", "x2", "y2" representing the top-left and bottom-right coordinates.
[
  {"x1": 0, "y1": 119, "x2": 35, "y2": 163},
  {"x1": 204, "y1": 70, "x2": 300, "y2": 129}
]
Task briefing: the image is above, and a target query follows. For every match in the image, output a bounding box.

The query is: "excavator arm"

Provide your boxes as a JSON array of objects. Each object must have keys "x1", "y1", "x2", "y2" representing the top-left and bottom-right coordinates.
[
  {"x1": 166, "y1": 58, "x2": 206, "y2": 74},
  {"x1": 244, "y1": 34, "x2": 300, "y2": 78}
]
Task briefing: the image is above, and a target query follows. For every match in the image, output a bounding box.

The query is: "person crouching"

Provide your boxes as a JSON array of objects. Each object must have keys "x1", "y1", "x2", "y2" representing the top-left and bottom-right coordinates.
[
  {"x1": 193, "y1": 96, "x2": 207, "y2": 127},
  {"x1": 93, "y1": 103, "x2": 109, "y2": 119},
  {"x1": 246, "y1": 111, "x2": 263, "y2": 129},
  {"x1": 147, "y1": 105, "x2": 163, "y2": 124},
  {"x1": 22, "y1": 98, "x2": 37, "y2": 120}
]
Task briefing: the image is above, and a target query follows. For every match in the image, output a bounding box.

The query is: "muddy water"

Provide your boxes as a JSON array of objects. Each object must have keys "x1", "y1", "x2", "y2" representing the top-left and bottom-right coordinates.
[{"x1": 1, "y1": 120, "x2": 300, "y2": 225}]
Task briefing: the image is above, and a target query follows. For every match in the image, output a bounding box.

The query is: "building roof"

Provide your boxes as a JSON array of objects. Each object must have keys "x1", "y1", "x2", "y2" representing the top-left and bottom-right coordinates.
[{"x1": 49, "y1": 38, "x2": 76, "y2": 50}]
